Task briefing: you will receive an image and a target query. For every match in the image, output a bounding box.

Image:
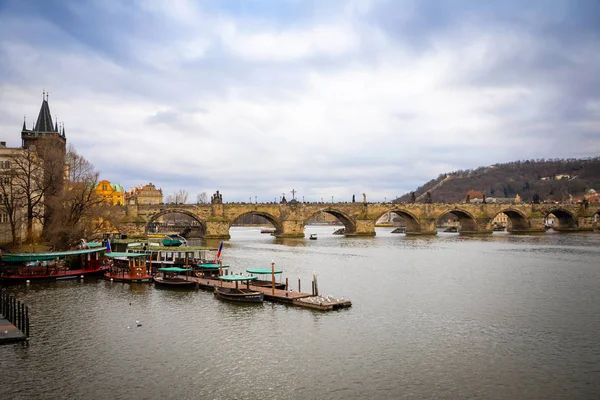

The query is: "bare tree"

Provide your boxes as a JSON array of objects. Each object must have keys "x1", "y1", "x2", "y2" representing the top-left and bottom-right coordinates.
[
  {"x1": 196, "y1": 192, "x2": 208, "y2": 204},
  {"x1": 5, "y1": 147, "x2": 48, "y2": 242},
  {"x1": 45, "y1": 145, "x2": 102, "y2": 248},
  {"x1": 0, "y1": 157, "x2": 27, "y2": 245},
  {"x1": 167, "y1": 189, "x2": 189, "y2": 204}
]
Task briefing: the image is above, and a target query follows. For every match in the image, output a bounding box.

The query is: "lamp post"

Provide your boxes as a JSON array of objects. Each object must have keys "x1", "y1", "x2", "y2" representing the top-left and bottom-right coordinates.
[
  {"x1": 271, "y1": 260, "x2": 275, "y2": 295},
  {"x1": 331, "y1": 196, "x2": 334, "y2": 203}
]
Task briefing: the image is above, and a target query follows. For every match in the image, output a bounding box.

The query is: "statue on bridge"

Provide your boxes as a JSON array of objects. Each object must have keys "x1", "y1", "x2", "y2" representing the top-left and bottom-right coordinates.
[
  {"x1": 362, "y1": 193, "x2": 366, "y2": 203},
  {"x1": 281, "y1": 195, "x2": 287, "y2": 204},
  {"x1": 211, "y1": 190, "x2": 223, "y2": 204},
  {"x1": 352, "y1": 194, "x2": 355, "y2": 203}
]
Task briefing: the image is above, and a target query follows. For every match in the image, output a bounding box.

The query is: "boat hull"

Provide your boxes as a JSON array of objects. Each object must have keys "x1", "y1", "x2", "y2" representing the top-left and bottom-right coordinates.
[
  {"x1": 153, "y1": 276, "x2": 197, "y2": 289},
  {"x1": 0, "y1": 266, "x2": 109, "y2": 285},
  {"x1": 104, "y1": 272, "x2": 152, "y2": 283},
  {"x1": 214, "y1": 287, "x2": 264, "y2": 303}
]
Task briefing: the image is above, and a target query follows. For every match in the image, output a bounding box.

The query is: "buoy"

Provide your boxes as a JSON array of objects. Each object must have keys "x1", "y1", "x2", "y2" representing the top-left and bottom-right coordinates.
[{"x1": 136, "y1": 320, "x2": 142, "y2": 327}]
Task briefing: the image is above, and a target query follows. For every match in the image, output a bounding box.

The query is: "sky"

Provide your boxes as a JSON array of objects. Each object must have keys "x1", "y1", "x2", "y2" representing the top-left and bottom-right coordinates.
[{"x1": 0, "y1": 0, "x2": 599, "y2": 203}]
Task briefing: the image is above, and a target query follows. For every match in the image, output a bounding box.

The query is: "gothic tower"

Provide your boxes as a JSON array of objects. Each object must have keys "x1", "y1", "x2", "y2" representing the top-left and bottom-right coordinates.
[{"x1": 21, "y1": 91, "x2": 67, "y2": 151}]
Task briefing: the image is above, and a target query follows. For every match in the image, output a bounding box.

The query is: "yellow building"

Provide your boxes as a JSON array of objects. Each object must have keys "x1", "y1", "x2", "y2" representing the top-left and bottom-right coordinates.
[{"x1": 94, "y1": 180, "x2": 125, "y2": 205}]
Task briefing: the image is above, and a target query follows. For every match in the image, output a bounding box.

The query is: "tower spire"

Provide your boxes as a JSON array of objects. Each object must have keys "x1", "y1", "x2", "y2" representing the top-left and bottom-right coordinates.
[
  {"x1": 54, "y1": 116, "x2": 58, "y2": 132},
  {"x1": 22, "y1": 115, "x2": 27, "y2": 131}
]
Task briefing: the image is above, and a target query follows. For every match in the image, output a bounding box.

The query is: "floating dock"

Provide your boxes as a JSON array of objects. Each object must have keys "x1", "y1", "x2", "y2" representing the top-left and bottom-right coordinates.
[{"x1": 187, "y1": 275, "x2": 352, "y2": 311}]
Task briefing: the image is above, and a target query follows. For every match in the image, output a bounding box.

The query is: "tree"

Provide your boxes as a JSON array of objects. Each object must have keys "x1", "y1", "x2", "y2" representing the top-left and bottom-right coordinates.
[
  {"x1": 44, "y1": 145, "x2": 102, "y2": 248},
  {"x1": 167, "y1": 189, "x2": 189, "y2": 204},
  {"x1": 410, "y1": 192, "x2": 416, "y2": 203},
  {"x1": 5, "y1": 146, "x2": 48, "y2": 242},
  {"x1": 0, "y1": 155, "x2": 27, "y2": 245},
  {"x1": 196, "y1": 192, "x2": 208, "y2": 204}
]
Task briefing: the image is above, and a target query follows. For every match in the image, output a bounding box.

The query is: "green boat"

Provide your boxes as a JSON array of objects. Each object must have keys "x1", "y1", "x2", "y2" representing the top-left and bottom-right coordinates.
[
  {"x1": 161, "y1": 234, "x2": 187, "y2": 247},
  {"x1": 214, "y1": 275, "x2": 264, "y2": 303}
]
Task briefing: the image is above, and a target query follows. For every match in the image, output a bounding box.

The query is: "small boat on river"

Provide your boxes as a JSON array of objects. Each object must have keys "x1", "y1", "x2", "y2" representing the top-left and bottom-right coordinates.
[
  {"x1": 309, "y1": 233, "x2": 317, "y2": 240},
  {"x1": 104, "y1": 252, "x2": 152, "y2": 283},
  {"x1": 153, "y1": 267, "x2": 196, "y2": 289},
  {"x1": 245, "y1": 267, "x2": 286, "y2": 290},
  {"x1": 161, "y1": 234, "x2": 187, "y2": 247},
  {"x1": 0, "y1": 247, "x2": 108, "y2": 284},
  {"x1": 214, "y1": 275, "x2": 264, "y2": 303}
]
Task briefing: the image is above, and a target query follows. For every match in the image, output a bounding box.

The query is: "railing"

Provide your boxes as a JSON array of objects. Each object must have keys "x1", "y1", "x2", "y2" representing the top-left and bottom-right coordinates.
[{"x1": 0, "y1": 290, "x2": 30, "y2": 338}]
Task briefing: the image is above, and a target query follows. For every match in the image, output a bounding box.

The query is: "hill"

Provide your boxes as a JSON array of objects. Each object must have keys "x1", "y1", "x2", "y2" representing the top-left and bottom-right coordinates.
[{"x1": 396, "y1": 157, "x2": 600, "y2": 203}]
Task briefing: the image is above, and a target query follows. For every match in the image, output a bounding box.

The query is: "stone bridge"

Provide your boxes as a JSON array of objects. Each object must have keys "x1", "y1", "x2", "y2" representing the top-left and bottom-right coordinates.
[{"x1": 119, "y1": 198, "x2": 600, "y2": 239}]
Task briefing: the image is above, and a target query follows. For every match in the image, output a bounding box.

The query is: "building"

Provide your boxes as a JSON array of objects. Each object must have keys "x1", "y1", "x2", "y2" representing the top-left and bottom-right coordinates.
[
  {"x1": 94, "y1": 180, "x2": 125, "y2": 205},
  {"x1": 125, "y1": 183, "x2": 163, "y2": 205}
]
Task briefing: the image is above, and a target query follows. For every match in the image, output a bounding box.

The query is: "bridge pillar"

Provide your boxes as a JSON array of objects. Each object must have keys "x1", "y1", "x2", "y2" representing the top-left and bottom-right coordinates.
[
  {"x1": 406, "y1": 218, "x2": 437, "y2": 235},
  {"x1": 274, "y1": 220, "x2": 305, "y2": 238},
  {"x1": 460, "y1": 217, "x2": 493, "y2": 234},
  {"x1": 577, "y1": 216, "x2": 595, "y2": 231},
  {"x1": 346, "y1": 219, "x2": 376, "y2": 237},
  {"x1": 204, "y1": 220, "x2": 231, "y2": 239},
  {"x1": 508, "y1": 216, "x2": 546, "y2": 234}
]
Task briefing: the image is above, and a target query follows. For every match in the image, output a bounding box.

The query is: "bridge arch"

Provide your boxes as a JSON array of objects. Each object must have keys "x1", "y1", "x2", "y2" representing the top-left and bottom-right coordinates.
[
  {"x1": 304, "y1": 208, "x2": 356, "y2": 235},
  {"x1": 545, "y1": 208, "x2": 578, "y2": 231},
  {"x1": 435, "y1": 208, "x2": 479, "y2": 233},
  {"x1": 494, "y1": 208, "x2": 530, "y2": 232},
  {"x1": 146, "y1": 209, "x2": 206, "y2": 237},
  {"x1": 229, "y1": 211, "x2": 283, "y2": 233},
  {"x1": 384, "y1": 209, "x2": 422, "y2": 233}
]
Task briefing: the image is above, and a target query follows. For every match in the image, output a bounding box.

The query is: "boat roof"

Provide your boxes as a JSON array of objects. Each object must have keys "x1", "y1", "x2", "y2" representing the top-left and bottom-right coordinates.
[
  {"x1": 197, "y1": 263, "x2": 229, "y2": 269},
  {"x1": 219, "y1": 275, "x2": 258, "y2": 282},
  {"x1": 158, "y1": 267, "x2": 192, "y2": 272},
  {"x1": 105, "y1": 252, "x2": 150, "y2": 258},
  {"x1": 1, "y1": 247, "x2": 106, "y2": 263},
  {"x1": 246, "y1": 268, "x2": 283, "y2": 274}
]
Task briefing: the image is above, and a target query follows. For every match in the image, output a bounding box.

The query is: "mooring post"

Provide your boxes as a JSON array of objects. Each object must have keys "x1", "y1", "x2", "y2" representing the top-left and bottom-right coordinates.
[
  {"x1": 311, "y1": 280, "x2": 315, "y2": 296},
  {"x1": 25, "y1": 305, "x2": 30, "y2": 338},
  {"x1": 298, "y1": 278, "x2": 301, "y2": 293},
  {"x1": 285, "y1": 277, "x2": 288, "y2": 291},
  {"x1": 19, "y1": 302, "x2": 24, "y2": 331}
]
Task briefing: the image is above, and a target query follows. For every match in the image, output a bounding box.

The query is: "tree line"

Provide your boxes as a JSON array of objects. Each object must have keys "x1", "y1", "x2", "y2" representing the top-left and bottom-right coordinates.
[{"x1": 396, "y1": 157, "x2": 600, "y2": 203}]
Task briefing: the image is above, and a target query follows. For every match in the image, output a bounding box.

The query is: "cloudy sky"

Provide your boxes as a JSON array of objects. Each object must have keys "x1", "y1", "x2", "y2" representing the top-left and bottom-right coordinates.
[{"x1": 0, "y1": 0, "x2": 598, "y2": 203}]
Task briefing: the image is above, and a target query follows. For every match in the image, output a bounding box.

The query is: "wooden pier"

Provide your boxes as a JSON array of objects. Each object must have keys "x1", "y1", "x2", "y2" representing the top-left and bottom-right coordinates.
[
  {"x1": 0, "y1": 292, "x2": 29, "y2": 344},
  {"x1": 187, "y1": 275, "x2": 352, "y2": 311}
]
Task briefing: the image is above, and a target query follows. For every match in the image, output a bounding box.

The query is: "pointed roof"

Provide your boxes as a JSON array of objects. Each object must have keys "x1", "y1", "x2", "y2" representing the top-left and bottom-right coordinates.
[
  {"x1": 22, "y1": 117, "x2": 26, "y2": 131},
  {"x1": 34, "y1": 98, "x2": 56, "y2": 132}
]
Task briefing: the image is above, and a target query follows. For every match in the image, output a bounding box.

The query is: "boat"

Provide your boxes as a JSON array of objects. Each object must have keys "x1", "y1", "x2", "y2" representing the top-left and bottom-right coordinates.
[
  {"x1": 214, "y1": 275, "x2": 264, "y2": 303},
  {"x1": 194, "y1": 262, "x2": 229, "y2": 279},
  {"x1": 153, "y1": 267, "x2": 196, "y2": 289},
  {"x1": 0, "y1": 247, "x2": 108, "y2": 284},
  {"x1": 309, "y1": 233, "x2": 317, "y2": 240},
  {"x1": 260, "y1": 228, "x2": 275, "y2": 234},
  {"x1": 245, "y1": 267, "x2": 286, "y2": 290},
  {"x1": 161, "y1": 234, "x2": 187, "y2": 247},
  {"x1": 443, "y1": 226, "x2": 458, "y2": 233},
  {"x1": 104, "y1": 252, "x2": 152, "y2": 283}
]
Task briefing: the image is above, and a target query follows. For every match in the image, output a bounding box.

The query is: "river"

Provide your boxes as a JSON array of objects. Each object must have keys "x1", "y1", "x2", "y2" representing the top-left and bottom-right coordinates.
[{"x1": 1, "y1": 227, "x2": 599, "y2": 399}]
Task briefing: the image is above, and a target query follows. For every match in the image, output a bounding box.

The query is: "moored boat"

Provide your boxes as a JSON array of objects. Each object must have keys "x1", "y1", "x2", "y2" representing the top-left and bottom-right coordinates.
[
  {"x1": 104, "y1": 252, "x2": 152, "y2": 283},
  {"x1": 309, "y1": 233, "x2": 317, "y2": 240},
  {"x1": 214, "y1": 275, "x2": 264, "y2": 303},
  {"x1": 153, "y1": 267, "x2": 196, "y2": 289},
  {"x1": 0, "y1": 247, "x2": 108, "y2": 284},
  {"x1": 245, "y1": 267, "x2": 286, "y2": 290},
  {"x1": 161, "y1": 234, "x2": 187, "y2": 247}
]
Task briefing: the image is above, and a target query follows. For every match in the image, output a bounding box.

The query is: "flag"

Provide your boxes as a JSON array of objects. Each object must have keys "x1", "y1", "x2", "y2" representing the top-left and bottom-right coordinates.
[
  {"x1": 215, "y1": 240, "x2": 223, "y2": 262},
  {"x1": 105, "y1": 239, "x2": 112, "y2": 253}
]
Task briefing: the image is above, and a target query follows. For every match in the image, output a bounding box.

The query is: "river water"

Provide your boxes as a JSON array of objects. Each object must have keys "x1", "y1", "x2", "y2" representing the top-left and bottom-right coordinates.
[{"x1": 1, "y1": 227, "x2": 599, "y2": 399}]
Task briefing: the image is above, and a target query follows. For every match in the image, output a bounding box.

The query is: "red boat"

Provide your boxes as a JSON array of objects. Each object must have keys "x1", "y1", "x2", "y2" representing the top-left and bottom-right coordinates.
[{"x1": 0, "y1": 247, "x2": 108, "y2": 285}]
